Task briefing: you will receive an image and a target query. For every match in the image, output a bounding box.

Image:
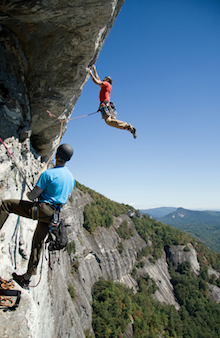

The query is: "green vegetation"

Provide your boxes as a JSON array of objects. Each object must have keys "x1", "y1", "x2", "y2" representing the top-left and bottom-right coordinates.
[
  {"x1": 91, "y1": 275, "x2": 179, "y2": 338},
  {"x1": 117, "y1": 242, "x2": 124, "y2": 254},
  {"x1": 84, "y1": 330, "x2": 95, "y2": 338},
  {"x1": 136, "y1": 261, "x2": 145, "y2": 269},
  {"x1": 195, "y1": 241, "x2": 220, "y2": 272},
  {"x1": 92, "y1": 266, "x2": 220, "y2": 338},
  {"x1": 76, "y1": 182, "x2": 132, "y2": 233},
  {"x1": 133, "y1": 214, "x2": 193, "y2": 260},
  {"x1": 68, "y1": 194, "x2": 73, "y2": 203},
  {"x1": 167, "y1": 260, "x2": 220, "y2": 338},
  {"x1": 77, "y1": 181, "x2": 220, "y2": 274},
  {"x1": 68, "y1": 285, "x2": 75, "y2": 300},
  {"x1": 71, "y1": 259, "x2": 80, "y2": 274},
  {"x1": 67, "y1": 240, "x2": 76, "y2": 256},
  {"x1": 75, "y1": 182, "x2": 220, "y2": 337},
  {"x1": 160, "y1": 208, "x2": 220, "y2": 253},
  {"x1": 116, "y1": 220, "x2": 135, "y2": 240},
  {"x1": 92, "y1": 278, "x2": 133, "y2": 338}
]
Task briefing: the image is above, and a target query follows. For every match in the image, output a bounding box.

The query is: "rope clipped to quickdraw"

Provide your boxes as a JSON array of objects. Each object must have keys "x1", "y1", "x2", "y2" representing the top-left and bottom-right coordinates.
[
  {"x1": 45, "y1": 107, "x2": 99, "y2": 121},
  {"x1": 0, "y1": 137, "x2": 33, "y2": 191},
  {"x1": 0, "y1": 277, "x2": 21, "y2": 312},
  {"x1": 36, "y1": 103, "x2": 99, "y2": 179}
]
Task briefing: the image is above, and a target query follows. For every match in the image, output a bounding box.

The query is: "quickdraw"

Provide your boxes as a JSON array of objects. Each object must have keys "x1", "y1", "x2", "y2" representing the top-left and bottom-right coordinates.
[{"x1": 0, "y1": 277, "x2": 21, "y2": 312}]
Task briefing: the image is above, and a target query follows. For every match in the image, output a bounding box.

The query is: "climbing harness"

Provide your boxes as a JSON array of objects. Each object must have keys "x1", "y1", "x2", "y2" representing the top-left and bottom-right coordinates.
[
  {"x1": 0, "y1": 105, "x2": 92, "y2": 289},
  {"x1": 98, "y1": 101, "x2": 117, "y2": 118},
  {"x1": 0, "y1": 107, "x2": 81, "y2": 290},
  {"x1": 0, "y1": 137, "x2": 33, "y2": 191},
  {"x1": 0, "y1": 277, "x2": 21, "y2": 311},
  {"x1": 30, "y1": 213, "x2": 69, "y2": 287}
]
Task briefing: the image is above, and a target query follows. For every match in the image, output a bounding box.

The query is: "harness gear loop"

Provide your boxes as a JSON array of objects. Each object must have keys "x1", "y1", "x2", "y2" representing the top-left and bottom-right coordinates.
[{"x1": 98, "y1": 101, "x2": 117, "y2": 118}]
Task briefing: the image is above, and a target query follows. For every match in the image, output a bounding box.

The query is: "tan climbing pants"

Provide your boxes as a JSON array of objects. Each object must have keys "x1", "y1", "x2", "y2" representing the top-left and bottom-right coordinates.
[
  {"x1": 102, "y1": 111, "x2": 131, "y2": 131},
  {"x1": 0, "y1": 199, "x2": 56, "y2": 275}
]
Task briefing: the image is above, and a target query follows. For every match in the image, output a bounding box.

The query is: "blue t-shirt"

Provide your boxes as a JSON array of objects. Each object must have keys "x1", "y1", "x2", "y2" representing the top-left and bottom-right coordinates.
[{"x1": 37, "y1": 165, "x2": 75, "y2": 206}]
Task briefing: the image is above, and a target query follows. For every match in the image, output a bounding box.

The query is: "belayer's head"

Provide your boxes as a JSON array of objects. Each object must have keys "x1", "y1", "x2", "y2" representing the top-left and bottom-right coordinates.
[
  {"x1": 56, "y1": 143, "x2": 74, "y2": 164},
  {"x1": 103, "y1": 76, "x2": 113, "y2": 84}
]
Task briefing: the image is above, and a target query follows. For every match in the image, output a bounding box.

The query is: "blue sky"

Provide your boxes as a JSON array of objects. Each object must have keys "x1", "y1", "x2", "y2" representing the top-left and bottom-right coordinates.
[{"x1": 62, "y1": 0, "x2": 220, "y2": 210}]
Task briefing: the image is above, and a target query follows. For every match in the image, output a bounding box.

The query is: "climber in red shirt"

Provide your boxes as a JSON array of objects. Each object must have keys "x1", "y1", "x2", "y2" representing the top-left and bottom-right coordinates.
[{"x1": 89, "y1": 65, "x2": 137, "y2": 138}]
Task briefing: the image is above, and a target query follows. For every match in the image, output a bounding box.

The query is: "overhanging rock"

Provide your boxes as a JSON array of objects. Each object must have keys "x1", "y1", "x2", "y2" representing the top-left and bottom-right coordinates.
[{"x1": 0, "y1": 0, "x2": 124, "y2": 156}]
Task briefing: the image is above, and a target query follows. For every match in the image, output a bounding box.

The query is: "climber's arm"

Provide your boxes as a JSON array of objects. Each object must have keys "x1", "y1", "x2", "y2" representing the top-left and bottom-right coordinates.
[
  {"x1": 89, "y1": 65, "x2": 103, "y2": 87},
  {"x1": 91, "y1": 65, "x2": 100, "y2": 80},
  {"x1": 27, "y1": 186, "x2": 43, "y2": 201}
]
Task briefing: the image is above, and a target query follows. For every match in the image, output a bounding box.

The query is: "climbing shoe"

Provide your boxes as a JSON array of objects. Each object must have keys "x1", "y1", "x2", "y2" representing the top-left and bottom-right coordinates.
[
  {"x1": 12, "y1": 273, "x2": 30, "y2": 289},
  {"x1": 131, "y1": 127, "x2": 137, "y2": 139}
]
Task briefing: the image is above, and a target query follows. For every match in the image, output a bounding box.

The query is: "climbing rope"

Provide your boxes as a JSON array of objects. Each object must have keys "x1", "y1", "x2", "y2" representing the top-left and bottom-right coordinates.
[
  {"x1": 0, "y1": 105, "x2": 98, "y2": 289},
  {"x1": 29, "y1": 243, "x2": 45, "y2": 288},
  {"x1": 46, "y1": 108, "x2": 99, "y2": 121},
  {"x1": 36, "y1": 103, "x2": 99, "y2": 178}
]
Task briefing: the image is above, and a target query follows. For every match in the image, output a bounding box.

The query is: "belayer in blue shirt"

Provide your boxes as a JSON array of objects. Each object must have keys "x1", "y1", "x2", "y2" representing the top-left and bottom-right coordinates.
[{"x1": 0, "y1": 144, "x2": 75, "y2": 288}]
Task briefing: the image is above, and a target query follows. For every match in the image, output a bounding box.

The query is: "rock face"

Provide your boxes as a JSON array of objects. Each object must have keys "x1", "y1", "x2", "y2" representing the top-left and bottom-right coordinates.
[
  {"x1": 168, "y1": 243, "x2": 200, "y2": 275},
  {"x1": 142, "y1": 253, "x2": 180, "y2": 310},
  {"x1": 0, "y1": 180, "x2": 181, "y2": 337},
  {"x1": 208, "y1": 283, "x2": 220, "y2": 304},
  {"x1": 0, "y1": 169, "x2": 202, "y2": 337},
  {"x1": 1, "y1": 2, "x2": 220, "y2": 337},
  {"x1": 0, "y1": 0, "x2": 124, "y2": 155}
]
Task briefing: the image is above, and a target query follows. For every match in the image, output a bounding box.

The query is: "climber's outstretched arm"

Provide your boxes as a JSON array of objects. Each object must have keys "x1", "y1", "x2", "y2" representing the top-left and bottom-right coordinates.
[
  {"x1": 91, "y1": 65, "x2": 100, "y2": 80},
  {"x1": 89, "y1": 65, "x2": 103, "y2": 87}
]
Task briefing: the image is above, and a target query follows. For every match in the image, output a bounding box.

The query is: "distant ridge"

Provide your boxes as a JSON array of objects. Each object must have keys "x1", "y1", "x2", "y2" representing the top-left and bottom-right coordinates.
[
  {"x1": 159, "y1": 207, "x2": 220, "y2": 253},
  {"x1": 140, "y1": 207, "x2": 177, "y2": 219}
]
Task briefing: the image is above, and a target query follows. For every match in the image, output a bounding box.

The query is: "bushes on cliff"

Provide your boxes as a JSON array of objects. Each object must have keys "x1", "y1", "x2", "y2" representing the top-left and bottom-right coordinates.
[
  {"x1": 77, "y1": 182, "x2": 131, "y2": 233},
  {"x1": 116, "y1": 220, "x2": 135, "y2": 240},
  {"x1": 84, "y1": 203, "x2": 113, "y2": 232},
  {"x1": 133, "y1": 214, "x2": 192, "y2": 259},
  {"x1": 92, "y1": 278, "x2": 132, "y2": 338},
  {"x1": 168, "y1": 259, "x2": 220, "y2": 337},
  {"x1": 78, "y1": 182, "x2": 220, "y2": 279},
  {"x1": 92, "y1": 271, "x2": 220, "y2": 338},
  {"x1": 77, "y1": 183, "x2": 220, "y2": 337},
  {"x1": 92, "y1": 277, "x2": 182, "y2": 338}
]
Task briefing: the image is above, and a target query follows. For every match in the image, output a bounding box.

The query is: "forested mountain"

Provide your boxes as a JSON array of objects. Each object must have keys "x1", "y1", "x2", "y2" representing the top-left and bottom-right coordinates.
[
  {"x1": 159, "y1": 208, "x2": 220, "y2": 253},
  {"x1": 140, "y1": 207, "x2": 177, "y2": 218},
  {"x1": 76, "y1": 183, "x2": 220, "y2": 338}
]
